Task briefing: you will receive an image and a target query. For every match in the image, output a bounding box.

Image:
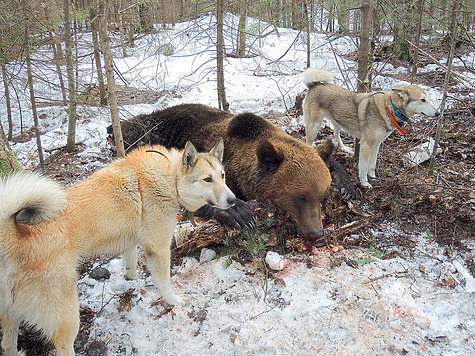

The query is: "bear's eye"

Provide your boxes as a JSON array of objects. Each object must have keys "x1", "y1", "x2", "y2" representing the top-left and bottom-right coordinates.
[
  {"x1": 298, "y1": 194, "x2": 308, "y2": 203},
  {"x1": 203, "y1": 177, "x2": 212, "y2": 183},
  {"x1": 421, "y1": 98, "x2": 426, "y2": 102}
]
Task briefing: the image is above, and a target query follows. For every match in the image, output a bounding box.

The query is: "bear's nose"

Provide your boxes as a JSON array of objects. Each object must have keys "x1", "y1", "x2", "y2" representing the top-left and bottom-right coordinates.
[{"x1": 308, "y1": 229, "x2": 324, "y2": 239}]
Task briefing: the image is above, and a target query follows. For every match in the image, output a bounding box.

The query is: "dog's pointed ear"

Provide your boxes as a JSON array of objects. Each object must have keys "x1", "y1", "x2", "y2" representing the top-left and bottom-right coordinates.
[
  {"x1": 315, "y1": 138, "x2": 334, "y2": 163},
  {"x1": 182, "y1": 141, "x2": 198, "y2": 171},
  {"x1": 209, "y1": 137, "x2": 224, "y2": 162},
  {"x1": 256, "y1": 139, "x2": 284, "y2": 174},
  {"x1": 392, "y1": 86, "x2": 410, "y2": 102}
]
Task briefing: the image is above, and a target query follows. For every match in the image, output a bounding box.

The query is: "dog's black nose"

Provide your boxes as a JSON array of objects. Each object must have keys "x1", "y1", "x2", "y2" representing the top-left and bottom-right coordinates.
[
  {"x1": 435, "y1": 111, "x2": 440, "y2": 117},
  {"x1": 227, "y1": 196, "x2": 236, "y2": 206}
]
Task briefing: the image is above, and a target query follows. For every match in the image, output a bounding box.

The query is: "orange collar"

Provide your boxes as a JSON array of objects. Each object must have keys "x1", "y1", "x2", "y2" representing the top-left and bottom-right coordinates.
[{"x1": 385, "y1": 106, "x2": 406, "y2": 134}]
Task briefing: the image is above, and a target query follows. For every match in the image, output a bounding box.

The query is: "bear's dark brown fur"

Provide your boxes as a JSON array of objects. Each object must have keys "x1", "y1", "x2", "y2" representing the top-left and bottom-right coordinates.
[{"x1": 109, "y1": 104, "x2": 334, "y2": 239}]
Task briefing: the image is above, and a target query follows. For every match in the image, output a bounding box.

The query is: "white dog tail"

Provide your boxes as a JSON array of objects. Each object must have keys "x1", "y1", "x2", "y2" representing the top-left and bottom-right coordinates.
[
  {"x1": 0, "y1": 171, "x2": 66, "y2": 227},
  {"x1": 303, "y1": 68, "x2": 335, "y2": 88}
]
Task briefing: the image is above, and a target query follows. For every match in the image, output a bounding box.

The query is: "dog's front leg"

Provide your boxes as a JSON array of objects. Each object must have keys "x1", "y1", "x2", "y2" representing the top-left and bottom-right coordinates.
[
  {"x1": 142, "y1": 233, "x2": 182, "y2": 306},
  {"x1": 1, "y1": 313, "x2": 20, "y2": 356},
  {"x1": 359, "y1": 139, "x2": 373, "y2": 188},
  {"x1": 368, "y1": 141, "x2": 382, "y2": 179},
  {"x1": 123, "y1": 246, "x2": 140, "y2": 280}
]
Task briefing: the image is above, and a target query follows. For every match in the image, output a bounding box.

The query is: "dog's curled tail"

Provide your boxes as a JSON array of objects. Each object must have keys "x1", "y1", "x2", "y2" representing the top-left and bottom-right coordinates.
[
  {"x1": 0, "y1": 172, "x2": 66, "y2": 227},
  {"x1": 303, "y1": 68, "x2": 334, "y2": 88}
]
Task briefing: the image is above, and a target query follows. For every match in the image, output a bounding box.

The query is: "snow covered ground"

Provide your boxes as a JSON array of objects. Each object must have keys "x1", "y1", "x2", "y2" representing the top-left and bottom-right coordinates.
[{"x1": 1, "y1": 14, "x2": 474, "y2": 355}]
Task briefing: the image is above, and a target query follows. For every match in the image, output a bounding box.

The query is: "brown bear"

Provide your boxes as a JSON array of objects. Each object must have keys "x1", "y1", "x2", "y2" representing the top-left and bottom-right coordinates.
[{"x1": 108, "y1": 104, "x2": 350, "y2": 241}]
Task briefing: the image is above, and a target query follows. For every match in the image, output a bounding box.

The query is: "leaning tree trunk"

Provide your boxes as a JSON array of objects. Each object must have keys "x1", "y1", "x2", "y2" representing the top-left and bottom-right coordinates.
[
  {"x1": 1, "y1": 62, "x2": 13, "y2": 140},
  {"x1": 216, "y1": 0, "x2": 228, "y2": 110},
  {"x1": 89, "y1": 5, "x2": 107, "y2": 105},
  {"x1": 98, "y1": 2, "x2": 126, "y2": 157},
  {"x1": 64, "y1": 0, "x2": 77, "y2": 153},
  {"x1": 22, "y1": 0, "x2": 44, "y2": 171},
  {"x1": 0, "y1": 119, "x2": 21, "y2": 175}
]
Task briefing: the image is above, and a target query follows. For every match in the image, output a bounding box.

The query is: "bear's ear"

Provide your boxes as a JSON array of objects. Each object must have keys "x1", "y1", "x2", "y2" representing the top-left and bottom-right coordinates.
[
  {"x1": 256, "y1": 139, "x2": 284, "y2": 174},
  {"x1": 182, "y1": 141, "x2": 198, "y2": 171},
  {"x1": 209, "y1": 137, "x2": 224, "y2": 162},
  {"x1": 315, "y1": 138, "x2": 334, "y2": 163}
]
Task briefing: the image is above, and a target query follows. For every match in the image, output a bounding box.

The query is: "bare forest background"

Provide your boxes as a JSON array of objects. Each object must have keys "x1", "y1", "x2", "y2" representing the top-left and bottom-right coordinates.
[{"x1": 0, "y1": 0, "x2": 474, "y2": 173}]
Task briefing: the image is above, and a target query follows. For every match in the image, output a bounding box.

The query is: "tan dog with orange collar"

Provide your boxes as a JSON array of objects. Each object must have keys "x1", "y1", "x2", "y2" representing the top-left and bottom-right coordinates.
[{"x1": 303, "y1": 68, "x2": 440, "y2": 187}]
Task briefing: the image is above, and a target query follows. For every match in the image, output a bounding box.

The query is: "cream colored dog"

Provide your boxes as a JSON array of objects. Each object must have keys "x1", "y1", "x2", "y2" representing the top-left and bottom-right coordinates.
[
  {"x1": 0, "y1": 139, "x2": 235, "y2": 356},
  {"x1": 303, "y1": 68, "x2": 440, "y2": 187}
]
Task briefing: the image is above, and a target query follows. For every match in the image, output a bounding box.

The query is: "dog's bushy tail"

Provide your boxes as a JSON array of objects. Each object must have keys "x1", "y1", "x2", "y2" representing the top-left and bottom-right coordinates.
[
  {"x1": 0, "y1": 172, "x2": 66, "y2": 227},
  {"x1": 303, "y1": 68, "x2": 334, "y2": 88}
]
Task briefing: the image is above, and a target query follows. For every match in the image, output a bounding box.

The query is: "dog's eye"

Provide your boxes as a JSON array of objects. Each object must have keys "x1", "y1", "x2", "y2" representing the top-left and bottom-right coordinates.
[
  {"x1": 203, "y1": 177, "x2": 212, "y2": 183},
  {"x1": 221, "y1": 173, "x2": 225, "y2": 179},
  {"x1": 421, "y1": 98, "x2": 426, "y2": 102}
]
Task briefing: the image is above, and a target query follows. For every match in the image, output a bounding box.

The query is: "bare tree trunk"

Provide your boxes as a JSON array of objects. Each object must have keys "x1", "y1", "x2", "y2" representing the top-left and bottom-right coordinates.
[
  {"x1": 216, "y1": 0, "x2": 228, "y2": 110},
  {"x1": 411, "y1": 0, "x2": 425, "y2": 79},
  {"x1": 54, "y1": 28, "x2": 64, "y2": 62},
  {"x1": 428, "y1": 0, "x2": 461, "y2": 175},
  {"x1": 22, "y1": 0, "x2": 44, "y2": 171},
  {"x1": 89, "y1": 5, "x2": 107, "y2": 105},
  {"x1": 98, "y1": 2, "x2": 126, "y2": 157},
  {"x1": 236, "y1": 0, "x2": 247, "y2": 57},
  {"x1": 303, "y1": 0, "x2": 311, "y2": 68},
  {"x1": 44, "y1": 6, "x2": 67, "y2": 105},
  {"x1": 1, "y1": 62, "x2": 13, "y2": 140},
  {"x1": 0, "y1": 118, "x2": 21, "y2": 175},
  {"x1": 357, "y1": 0, "x2": 373, "y2": 93},
  {"x1": 64, "y1": 0, "x2": 77, "y2": 153},
  {"x1": 119, "y1": 10, "x2": 127, "y2": 57}
]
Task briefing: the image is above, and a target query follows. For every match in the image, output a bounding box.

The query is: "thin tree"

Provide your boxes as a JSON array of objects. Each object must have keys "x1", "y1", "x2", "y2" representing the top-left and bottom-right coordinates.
[
  {"x1": 357, "y1": 0, "x2": 373, "y2": 93},
  {"x1": 22, "y1": 0, "x2": 44, "y2": 171},
  {"x1": 89, "y1": 4, "x2": 107, "y2": 105},
  {"x1": 1, "y1": 62, "x2": 13, "y2": 140},
  {"x1": 64, "y1": 0, "x2": 77, "y2": 152},
  {"x1": 303, "y1": 0, "x2": 311, "y2": 68},
  {"x1": 428, "y1": 0, "x2": 461, "y2": 175},
  {"x1": 98, "y1": 2, "x2": 125, "y2": 157},
  {"x1": 236, "y1": 0, "x2": 247, "y2": 57},
  {"x1": 216, "y1": 0, "x2": 228, "y2": 110},
  {"x1": 43, "y1": 3, "x2": 67, "y2": 105},
  {"x1": 411, "y1": 0, "x2": 425, "y2": 79}
]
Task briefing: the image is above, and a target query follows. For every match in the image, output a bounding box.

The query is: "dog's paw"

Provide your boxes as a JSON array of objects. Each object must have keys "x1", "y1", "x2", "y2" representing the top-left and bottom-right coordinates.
[
  {"x1": 361, "y1": 182, "x2": 372, "y2": 188},
  {"x1": 162, "y1": 293, "x2": 184, "y2": 306},
  {"x1": 124, "y1": 269, "x2": 140, "y2": 280}
]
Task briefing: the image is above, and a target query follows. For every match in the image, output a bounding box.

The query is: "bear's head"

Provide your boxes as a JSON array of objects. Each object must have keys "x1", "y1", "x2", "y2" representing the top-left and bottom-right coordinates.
[{"x1": 255, "y1": 137, "x2": 333, "y2": 241}]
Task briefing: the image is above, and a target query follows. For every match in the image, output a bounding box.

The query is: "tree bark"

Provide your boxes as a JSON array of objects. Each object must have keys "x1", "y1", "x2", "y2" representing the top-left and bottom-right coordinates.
[
  {"x1": 22, "y1": 0, "x2": 44, "y2": 171},
  {"x1": 64, "y1": 0, "x2": 77, "y2": 153},
  {"x1": 216, "y1": 0, "x2": 228, "y2": 111},
  {"x1": 89, "y1": 5, "x2": 107, "y2": 105},
  {"x1": 236, "y1": 0, "x2": 247, "y2": 57},
  {"x1": 303, "y1": 0, "x2": 311, "y2": 68},
  {"x1": 1, "y1": 62, "x2": 13, "y2": 140},
  {"x1": 357, "y1": 0, "x2": 373, "y2": 93},
  {"x1": 98, "y1": 2, "x2": 126, "y2": 157}
]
